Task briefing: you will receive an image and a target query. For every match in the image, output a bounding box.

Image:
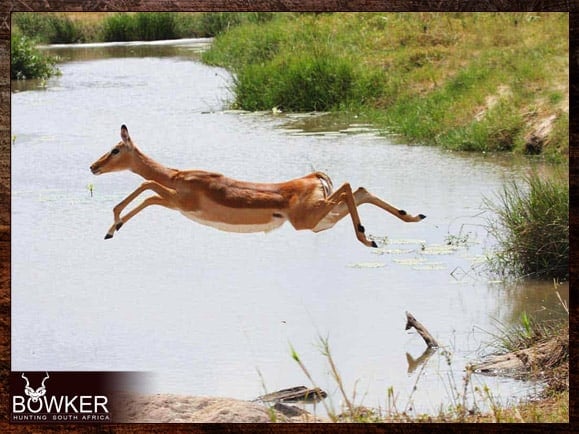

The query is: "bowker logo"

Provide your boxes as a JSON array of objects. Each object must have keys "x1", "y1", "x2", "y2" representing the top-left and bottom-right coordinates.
[{"x1": 11, "y1": 372, "x2": 111, "y2": 423}]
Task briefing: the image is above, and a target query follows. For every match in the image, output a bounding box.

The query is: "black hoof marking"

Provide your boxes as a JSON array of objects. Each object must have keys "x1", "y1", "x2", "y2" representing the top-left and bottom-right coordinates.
[
  {"x1": 371, "y1": 241, "x2": 378, "y2": 248},
  {"x1": 104, "y1": 234, "x2": 113, "y2": 240},
  {"x1": 116, "y1": 222, "x2": 124, "y2": 231},
  {"x1": 357, "y1": 224, "x2": 365, "y2": 233},
  {"x1": 419, "y1": 214, "x2": 426, "y2": 219},
  {"x1": 399, "y1": 209, "x2": 407, "y2": 215}
]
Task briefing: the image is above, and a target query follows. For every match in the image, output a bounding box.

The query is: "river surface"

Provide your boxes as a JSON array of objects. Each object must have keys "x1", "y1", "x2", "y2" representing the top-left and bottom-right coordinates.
[{"x1": 11, "y1": 39, "x2": 568, "y2": 418}]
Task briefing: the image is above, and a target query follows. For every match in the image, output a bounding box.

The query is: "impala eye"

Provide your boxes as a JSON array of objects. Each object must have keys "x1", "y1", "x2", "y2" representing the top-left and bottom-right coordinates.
[{"x1": 111, "y1": 148, "x2": 120, "y2": 155}]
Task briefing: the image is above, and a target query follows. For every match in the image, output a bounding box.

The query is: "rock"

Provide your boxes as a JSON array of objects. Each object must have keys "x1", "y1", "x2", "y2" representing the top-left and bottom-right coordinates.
[{"x1": 114, "y1": 393, "x2": 327, "y2": 423}]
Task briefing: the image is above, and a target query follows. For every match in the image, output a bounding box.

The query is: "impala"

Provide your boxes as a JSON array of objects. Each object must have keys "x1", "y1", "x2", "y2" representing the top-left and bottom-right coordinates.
[{"x1": 90, "y1": 125, "x2": 425, "y2": 247}]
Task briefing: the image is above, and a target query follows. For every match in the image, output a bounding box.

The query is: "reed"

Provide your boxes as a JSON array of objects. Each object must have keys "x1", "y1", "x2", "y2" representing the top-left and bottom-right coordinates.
[
  {"x1": 286, "y1": 330, "x2": 568, "y2": 422},
  {"x1": 12, "y1": 12, "x2": 271, "y2": 44},
  {"x1": 485, "y1": 172, "x2": 568, "y2": 280},
  {"x1": 101, "y1": 13, "x2": 179, "y2": 42},
  {"x1": 12, "y1": 12, "x2": 84, "y2": 44}
]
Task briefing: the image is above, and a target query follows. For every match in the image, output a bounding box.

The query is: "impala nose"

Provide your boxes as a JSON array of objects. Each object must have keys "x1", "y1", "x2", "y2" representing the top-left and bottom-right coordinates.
[{"x1": 90, "y1": 164, "x2": 100, "y2": 175}]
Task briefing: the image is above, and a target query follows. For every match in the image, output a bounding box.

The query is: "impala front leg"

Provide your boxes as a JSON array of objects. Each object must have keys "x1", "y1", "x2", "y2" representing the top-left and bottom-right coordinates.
[{"x1": 105, "y1": 181, "x2": 178, "y2": 239}]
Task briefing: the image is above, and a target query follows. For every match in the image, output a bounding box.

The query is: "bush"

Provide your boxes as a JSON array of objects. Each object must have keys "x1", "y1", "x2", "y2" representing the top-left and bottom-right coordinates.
[
  {"x1": 11, "y1": 30, "x2": 59, "y2": 80},
  {"x1": 485, "y1": 172, "x2": 569, "y2": 279}
]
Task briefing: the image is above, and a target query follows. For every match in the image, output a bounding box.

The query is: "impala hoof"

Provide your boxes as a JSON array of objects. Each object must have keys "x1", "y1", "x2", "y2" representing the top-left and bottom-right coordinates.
[
  {"x1": 105, "y1": 233, "x2": 113, "y2": 240},
  {"x1": 371, "y1": 241, "x2": 378, "y2": 248},
  {"x1": 116, "y1": 222, "x2": 124, "y2": 231},
  {"x1": 419, "y1": 214, "x2": 426, "y2": 220}
]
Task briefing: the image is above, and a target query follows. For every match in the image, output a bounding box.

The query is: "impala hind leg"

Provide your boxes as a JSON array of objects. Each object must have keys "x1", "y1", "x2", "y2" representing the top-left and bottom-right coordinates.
[
  {"x1": 305, "y1": 186, "x2": 426, "y2": 247},
  {"x1": 294, "y1": 183, "x2": 377, "y2": 248},
  {"x1": 352, "y1": 187, "x2": 426, "y2": 222},
  {"x1": 105, "y1": 181, "x2": 177, "y2": 239}
]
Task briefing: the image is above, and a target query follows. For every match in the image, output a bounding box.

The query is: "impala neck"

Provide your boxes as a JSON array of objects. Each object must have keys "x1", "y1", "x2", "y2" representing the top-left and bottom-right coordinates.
[{"x1": 130, "y1": 146, "x2": 178, "y2": 188}]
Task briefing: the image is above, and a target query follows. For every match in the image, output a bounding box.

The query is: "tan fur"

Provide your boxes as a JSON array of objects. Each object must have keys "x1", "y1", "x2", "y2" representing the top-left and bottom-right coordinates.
[{"x1": 90, "y1": 125, "x2": 425, "y2": 246}]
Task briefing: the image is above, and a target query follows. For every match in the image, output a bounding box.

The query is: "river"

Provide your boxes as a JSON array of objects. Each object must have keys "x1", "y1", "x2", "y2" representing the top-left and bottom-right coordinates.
[{"x1": 11, "y1": 39, "x2": 568, "y2": 418}]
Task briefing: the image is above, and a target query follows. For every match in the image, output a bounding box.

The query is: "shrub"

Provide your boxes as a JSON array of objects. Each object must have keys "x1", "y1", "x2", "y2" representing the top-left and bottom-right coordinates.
[
  {"x1": 11, "y1": 30, "x2": 59, "y2": 80},
  {"x1": 485, "y1": 172, "x2": 569, "y2": 279}
]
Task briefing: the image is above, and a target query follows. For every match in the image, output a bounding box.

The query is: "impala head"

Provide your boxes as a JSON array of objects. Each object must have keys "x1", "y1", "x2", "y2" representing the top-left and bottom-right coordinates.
[{"x1": 90, "y1": 125, "x2": 135, "y2": 175}]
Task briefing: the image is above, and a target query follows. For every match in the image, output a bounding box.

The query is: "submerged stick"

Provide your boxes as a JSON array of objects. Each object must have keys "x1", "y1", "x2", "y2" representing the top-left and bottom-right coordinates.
[{"x1": 405, "y1": 311, "x2": 439, "y2": 348}]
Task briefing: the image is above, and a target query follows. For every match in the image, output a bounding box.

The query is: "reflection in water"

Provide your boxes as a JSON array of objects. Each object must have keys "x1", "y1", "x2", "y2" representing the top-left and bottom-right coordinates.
[
  {"x1": 41, "y1": 38, "x2": 213, "y2": 62},
  {"x1": 406, "y1": 347, "x2": 437, "y2": 375},
  {"x1": 490, "y1": 280, "x2": 569, "y2": 325},
  {"x1": 12, "y1": 38, "x2": 212, "y2": 93},
  {"x1": 11, "y1": 39, "x2": 568, "y2": 417}
]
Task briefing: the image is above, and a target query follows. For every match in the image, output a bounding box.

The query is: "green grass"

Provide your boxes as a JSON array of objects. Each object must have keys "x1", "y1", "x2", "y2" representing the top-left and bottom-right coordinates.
[
  {"x1": 485, "y1": 172, "x2": 568, "y2": 280},
  {"x1": 12, "y1": 13, "x2": 85, "y2": 43},
  {"x1": 12, "y1": 12, "x2": 276, "y2": 44},
  {"x1": 101, "y1": 12, "x2": 181, "y2": 42},
  {"x1": 203, "y1": 13, "x2": 568, "y2": 157},
  {"x1": 231, "y1": 50, "x2": 371, "y2": 112},
  {"x1": 11, "y1": 12, "x2": 569, "y2": 158},
  {"x1": 203, "y1": 15, "x2": 385, "y2": 112}
]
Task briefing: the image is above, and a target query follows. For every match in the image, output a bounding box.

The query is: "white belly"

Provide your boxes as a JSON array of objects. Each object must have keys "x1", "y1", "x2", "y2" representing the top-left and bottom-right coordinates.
[{"x1": 180, "y1": 210, "x2": 286, "y2": 233}]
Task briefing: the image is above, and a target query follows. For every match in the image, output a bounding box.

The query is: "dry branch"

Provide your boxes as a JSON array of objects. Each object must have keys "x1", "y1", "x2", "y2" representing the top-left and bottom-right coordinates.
[{"x1": 405, "y1": 311, "x2": 439, "y2": 348}]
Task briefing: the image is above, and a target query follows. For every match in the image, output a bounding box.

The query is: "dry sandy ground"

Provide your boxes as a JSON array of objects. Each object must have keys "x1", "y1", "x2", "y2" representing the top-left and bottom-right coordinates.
[{"x1": 115, "y1": 393, "x2": 327, "y2": 423}]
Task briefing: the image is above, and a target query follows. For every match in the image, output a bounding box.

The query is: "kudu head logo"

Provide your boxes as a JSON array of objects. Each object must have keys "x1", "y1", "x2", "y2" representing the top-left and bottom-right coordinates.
[{"x1": 21, "y1": 372, "x2": 49, "y2": 402}]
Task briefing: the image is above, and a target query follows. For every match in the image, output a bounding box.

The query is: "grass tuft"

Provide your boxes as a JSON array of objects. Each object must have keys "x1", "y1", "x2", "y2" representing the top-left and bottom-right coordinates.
[{"x1": 485, "y1": 172, "x2": 568, "y2": 279}]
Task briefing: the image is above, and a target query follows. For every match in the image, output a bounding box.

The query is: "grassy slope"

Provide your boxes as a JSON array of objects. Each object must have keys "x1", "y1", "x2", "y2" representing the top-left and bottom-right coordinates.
[{"x1": 203, "y1": 13, "x2": 568, "y2": 159}]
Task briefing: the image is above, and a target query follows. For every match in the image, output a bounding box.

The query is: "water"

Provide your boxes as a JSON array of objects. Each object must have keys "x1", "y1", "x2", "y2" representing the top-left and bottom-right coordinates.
[{"x1": 11, "y1": 39, "x2": 568, "y2": 418}]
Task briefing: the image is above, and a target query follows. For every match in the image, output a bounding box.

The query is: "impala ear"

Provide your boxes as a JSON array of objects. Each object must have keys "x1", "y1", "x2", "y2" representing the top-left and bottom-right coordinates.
[{"x1": 120, "y1": 125, "x2": 130, "y2": 144}]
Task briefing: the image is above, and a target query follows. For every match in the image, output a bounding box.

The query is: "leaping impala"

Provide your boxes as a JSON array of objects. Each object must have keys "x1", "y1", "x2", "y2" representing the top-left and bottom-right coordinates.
[{"x1": 90, "y1": 125, "x2": 425, "y2": 247}]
